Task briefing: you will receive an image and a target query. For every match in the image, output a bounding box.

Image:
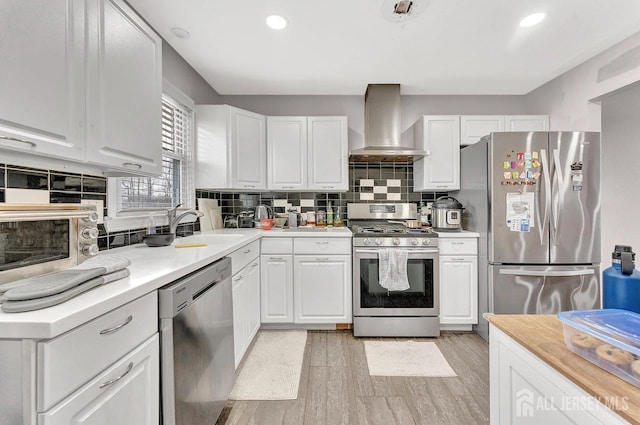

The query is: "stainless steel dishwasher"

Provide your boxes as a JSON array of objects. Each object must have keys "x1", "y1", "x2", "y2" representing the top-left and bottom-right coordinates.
[{"x1": 158, "y1": 257, "x2": 235, "y2": 425}]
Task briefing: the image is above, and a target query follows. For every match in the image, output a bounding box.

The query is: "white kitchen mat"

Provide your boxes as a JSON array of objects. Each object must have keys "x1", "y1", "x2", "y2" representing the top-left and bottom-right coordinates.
[
  {"x1": 364, "y1": 340, "x2": 457, "y2": 377},
  {"x1": 230, "y1": 330, "x2": 307, "y2": 400}
]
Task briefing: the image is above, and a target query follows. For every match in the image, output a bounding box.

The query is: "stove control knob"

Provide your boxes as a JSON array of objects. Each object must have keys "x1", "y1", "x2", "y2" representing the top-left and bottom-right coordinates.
[
  {"x1": 375, "y1": 238, "x2": 382, "y2": 246},
  {"x1": 363, "y1": 238, "x2": 371, "y2": 246},
  {"x1": 411, "y1": 238, "x2": 419, "y2": 246},
  {"x1": 422, "y1": 239, "x2": 431, "y2": 246},
  {"x1": 392, "y1": 238, "x2": 400, "y2": 246}
]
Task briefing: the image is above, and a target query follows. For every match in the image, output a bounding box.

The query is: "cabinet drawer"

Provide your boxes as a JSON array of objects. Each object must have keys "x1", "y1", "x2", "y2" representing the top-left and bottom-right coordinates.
[
  {"x1": 229, "y1": 240, "x2": 260, "y2": 275},
  {"x1": 439, "y1": 238, "x2": 477, "y2": 255},
  {"x1": 294, "y1": 238, "x2": 351, "y2": 255},
  {"x1": 38, "y1": 334, "x2": 159, "y2": 425},
  {"x1": 261, "y1": 237, "x2": 293, "y2": 254},
  {"x1": 37, "y1": 292, "x2": 158, "y2": 412}
]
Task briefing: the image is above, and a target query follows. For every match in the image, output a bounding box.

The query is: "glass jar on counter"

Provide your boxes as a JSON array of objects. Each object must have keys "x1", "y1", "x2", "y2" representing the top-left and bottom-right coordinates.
[
  {"x1": 316, "y1": 210, "x2": 326, "y2": 227},
  {"x1": 306, "y1": 211, "x2": 316, "y2": 226}
]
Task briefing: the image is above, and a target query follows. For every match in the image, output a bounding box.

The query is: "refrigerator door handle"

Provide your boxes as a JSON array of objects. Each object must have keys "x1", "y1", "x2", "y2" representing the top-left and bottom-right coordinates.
[
  {"x1": 552, "y1": 149, "x2": 565, "y2": 246},
  {"x1": 540, "y1": 149, "x2": 551, "y2": 246},
  {"x1": 499, "y1": 269, "x2": 594, "y2": 277}
]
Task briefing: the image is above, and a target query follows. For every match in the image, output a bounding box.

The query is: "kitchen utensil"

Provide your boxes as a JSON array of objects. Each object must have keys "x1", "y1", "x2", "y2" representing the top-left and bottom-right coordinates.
[
  {"x1": 274, "y1": 216, "x2": 287, "y2": 227},
  {"x1": 431, "y1": 196, "x2": 464, "y2": 231},
  {"x1": 197, "y1": 198, "x2": 221, "y2": 231},
  {"x1": 143, "y1": 233, "x2": 175, "y2": 247},
  {"x1": 388, "y1": 220, "x2": 422, "y2": 229},
  {"x1": 174, "y1": 243, "x2": 208, "y2": 248},
  {"x1": 255, "y1": 205, "x2": 273, "y2": 220},
  {"x1": 238, "y1": 211, "x2": 255, "y2": 228},
  {"x1": 260, "y1": 218, "x2": 274, "y2": 230}
]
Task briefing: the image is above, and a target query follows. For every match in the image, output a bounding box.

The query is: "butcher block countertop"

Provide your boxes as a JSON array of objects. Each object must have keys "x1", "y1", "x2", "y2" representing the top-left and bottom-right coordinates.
[{"x1": 487, "y1": 314, "x2": 640, "y2": 425}]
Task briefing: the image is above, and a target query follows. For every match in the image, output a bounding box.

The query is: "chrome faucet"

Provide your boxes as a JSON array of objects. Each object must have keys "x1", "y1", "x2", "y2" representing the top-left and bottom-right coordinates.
[{"x1": 168, "y1": 204, "x2": 202, "y2": 235}]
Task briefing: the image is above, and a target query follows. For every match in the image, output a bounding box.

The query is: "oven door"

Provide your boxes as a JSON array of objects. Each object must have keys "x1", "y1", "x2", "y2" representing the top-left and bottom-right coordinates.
[{"x1": 353, "y1": 248, "x2": 439, "y2": 316}]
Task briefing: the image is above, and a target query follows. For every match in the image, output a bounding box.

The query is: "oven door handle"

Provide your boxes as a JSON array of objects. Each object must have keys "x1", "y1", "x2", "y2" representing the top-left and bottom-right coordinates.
[{"x1": 354, "y1": 249, "x2": 438, "y2": 254}]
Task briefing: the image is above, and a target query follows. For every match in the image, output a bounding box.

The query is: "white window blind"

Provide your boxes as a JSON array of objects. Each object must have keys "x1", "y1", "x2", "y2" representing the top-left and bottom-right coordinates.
[{"x1": 119, "y1": 94, "x2": 194, "y2": 210}]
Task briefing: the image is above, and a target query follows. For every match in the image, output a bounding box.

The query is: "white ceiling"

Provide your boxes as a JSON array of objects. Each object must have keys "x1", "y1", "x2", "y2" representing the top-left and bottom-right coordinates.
[{"x1": 128, "y1": 0, "x2": 640, "y2": 95}]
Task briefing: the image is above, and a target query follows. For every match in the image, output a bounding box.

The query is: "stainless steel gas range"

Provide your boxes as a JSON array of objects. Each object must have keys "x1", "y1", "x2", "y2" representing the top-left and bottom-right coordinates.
[{"x1": 348, "y1": 203, "x2": 440, "y2": 337}]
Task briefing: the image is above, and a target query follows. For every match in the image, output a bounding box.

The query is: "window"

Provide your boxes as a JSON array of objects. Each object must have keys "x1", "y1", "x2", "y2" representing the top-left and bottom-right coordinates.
[{"x1": 106, "y1": 81, "x2": 195, "y2": 232}]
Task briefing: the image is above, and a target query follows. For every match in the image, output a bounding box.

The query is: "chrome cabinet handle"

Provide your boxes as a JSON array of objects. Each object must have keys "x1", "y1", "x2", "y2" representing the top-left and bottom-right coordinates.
[
  {"x1": 0, "y1": 136, "x2": 36, "y2": 147},
  {"x1": 99, "y1": 362, "x2": 133, "y2": 389},
  {"x1": 450, "y1": 257, "x2": 466, "y2": 261},
  {"x1": 243, "y1": 249, "x2": 251, "y2": 254},
  {"x1": 451, "y1": 242, "x2": 464, "y2": 245},
  {"x1": 282, "y1": 186, "x2": 294, "y2": 189},
  {"x1": 123, "y1": 162, "x2": 142, "y2": 169},
  {"x1": 234, "y1": 275, "x2": 244, "y2": 281},
  {"x1": 322, "y1": 186, "x2": 334, "y2": 189},
  {"x1": 316, "y1": 257, "x2": 329, "y2": 261},
  {"x1": 100, "y1": 315, "x2": 133, "y2": 335},
  {"x1": 269, "y1": 256, "x2": 283, "y2": 260},
  {"x1": 316, "y1": 241, "x2": 329, "y2": 244},
  {"x1": 243, "y1": 185, "x2": 256, "y2": 188},
  {"x1": 251, "y1": 262, "x2": 258, "y2": 268}
]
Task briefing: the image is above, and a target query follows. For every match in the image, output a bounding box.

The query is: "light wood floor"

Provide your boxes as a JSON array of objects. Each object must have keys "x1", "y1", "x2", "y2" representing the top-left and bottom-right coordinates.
[{"x1": 216, "y1": 331, "x2": 489, "y2": 425}]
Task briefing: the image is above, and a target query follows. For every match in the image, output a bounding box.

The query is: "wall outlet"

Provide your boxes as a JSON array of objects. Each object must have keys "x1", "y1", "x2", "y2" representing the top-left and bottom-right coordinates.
[{"x1": 81, "y1": 199, "x2": 104, "y2": 224}]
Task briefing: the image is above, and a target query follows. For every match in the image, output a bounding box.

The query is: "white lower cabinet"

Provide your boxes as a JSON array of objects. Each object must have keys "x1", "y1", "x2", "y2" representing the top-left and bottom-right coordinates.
[
  {"x1": 260, "y1": 254, "x2": 294, "y2": 323},
  {"x1": 39, "y1": 334, "x2": 159, "y2": 425},
  {"x1": 439, "y1": 255, "x2": 478, "y2": 324},
  {"x1": 490, "y1": 326, "x2": 628, "y2": 425},
  {"x1": 293, "y1": 255, "x2": 351, "y2": 324},
  {"x1": 232, "y1": 256, "x2": 260, "y2": 368},
  {"x1": 438, "y1": 237, "x2": 478, "y2": 326}
]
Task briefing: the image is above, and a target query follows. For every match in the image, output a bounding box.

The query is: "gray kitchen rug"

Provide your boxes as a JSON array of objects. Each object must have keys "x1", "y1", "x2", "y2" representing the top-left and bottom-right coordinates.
[
  {"x1": 230, "y1": 330, "x2": 307, "y2": 400},
  {"x1": 364, "y1": 340, "x2": 457, "y2": 377}
]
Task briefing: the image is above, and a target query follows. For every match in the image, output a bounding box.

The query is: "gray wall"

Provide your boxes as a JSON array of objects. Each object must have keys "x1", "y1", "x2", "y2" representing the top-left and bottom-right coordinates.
[
  {"x1": 162, "y1": 41, "x2": 222, "y2": 104},
  {"x1": 600, "y1": 82, "x2": 640, "y2": 265},
  {"x1": 220, "y1": 94, "x2": 527, "y2": 150},
  {"x1": 525, "y1": 30, "x2": 640, "y2": 132}
]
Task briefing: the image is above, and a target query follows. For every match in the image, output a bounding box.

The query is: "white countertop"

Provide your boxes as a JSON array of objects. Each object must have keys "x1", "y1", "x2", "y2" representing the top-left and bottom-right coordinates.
[
  {"x1": 0, "y1": 227, "x2": 352, "y2": 340},
  {"x1": 435, "y1": 230, "x2": 480, "y2": 237}
]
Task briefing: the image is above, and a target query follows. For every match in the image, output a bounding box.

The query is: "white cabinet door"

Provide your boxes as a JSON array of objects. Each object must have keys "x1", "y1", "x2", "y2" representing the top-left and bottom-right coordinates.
[
  {"x1": 230, "y1": 107, "x2": 267, "y2": 190},
  {"x1": 85, "y1": 0, "x2": 162, "y2": 176},
  {"x1": 246, "y1": 260, "x2": 261, "y2": 343},
  {"x1": 267, "y1": 117, "x2": 307, "y2": 190},
  {"x1": 39, "y1": 334, "x2": 159, "y2": 425},
  {"x1": 413, "y1": 116, "x2": 461, "y2": 191},
  {"x1": 260, "y1": 255, "x2": 294, "y2": 323},
  {"x1": 293, "y1": 255, "x2": 351, "y2": 324},
  {"x1": 0, "y1": 0, "x2": 85, "y2": 162},
  {"x1": 307, "y1": 117, "x2": 349, "y2": 191},
  {"x1": 505, "y1": 115, "x2": 550, "y2": 132},
  {"x1": 232, "y1": 272, "x2": 247, "y2": 368},
  {"x1": 460, "y1": 115, "x2": 505, "y2": 146},
  {"x1": 439, "y1": 255, "x2": 478, "y2": 324}
]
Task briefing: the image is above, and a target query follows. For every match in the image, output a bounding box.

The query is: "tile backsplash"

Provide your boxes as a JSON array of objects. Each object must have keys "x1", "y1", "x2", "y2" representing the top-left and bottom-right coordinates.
[{"x1": 0, "y1": 160, "x2": 448, "y2": 251}]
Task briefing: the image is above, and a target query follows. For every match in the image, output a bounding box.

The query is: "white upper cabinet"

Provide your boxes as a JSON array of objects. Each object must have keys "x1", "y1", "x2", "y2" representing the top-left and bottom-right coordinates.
[
  {"x1": 0, "y1": 0, "x2": 85, "y2": 162},
  {"x1": 505, "y1": 115, "x2": 549, "y2": 131},
  {"x1": 85, "y1": 0, "x2": 163, "y2": 176},
  {"x1": 265, "y1": 116, "x2": 348, "y2": 192},
  {"x1": 0, "y1": 0, "x2": 163, "y2": 176},
  {"x1": 413, "y1": 116, "x2": 461, "y2": 191},
  {"x1": 196, "y1": 105, "x2": 267, "y2": 191},
  {"x1": 460, "y1": 116, "x2": 505, "y2": 146},
  {"x1": 267, "y1": 117, "x2": 307, "y2": 190},
  {"x1": 307, "y1": 117, "x2": 349, "y2": 191}
]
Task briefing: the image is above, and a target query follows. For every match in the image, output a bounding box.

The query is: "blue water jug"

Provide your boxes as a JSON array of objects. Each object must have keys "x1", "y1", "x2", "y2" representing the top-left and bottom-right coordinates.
[{"x1": 603, "y1": 245, "x2": 640, "y2": 314}]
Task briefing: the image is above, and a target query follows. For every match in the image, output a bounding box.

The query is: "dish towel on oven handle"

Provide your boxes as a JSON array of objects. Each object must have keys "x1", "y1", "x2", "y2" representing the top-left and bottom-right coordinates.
[{"x1": 378, "y1": 248, "x2": 410, "y2": 291}]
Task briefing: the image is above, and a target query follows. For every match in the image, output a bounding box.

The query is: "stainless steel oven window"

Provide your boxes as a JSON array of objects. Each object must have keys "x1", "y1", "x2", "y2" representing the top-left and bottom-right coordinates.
[{"x1": 353, "y1": 249, "x2": 439, "y2": 316}]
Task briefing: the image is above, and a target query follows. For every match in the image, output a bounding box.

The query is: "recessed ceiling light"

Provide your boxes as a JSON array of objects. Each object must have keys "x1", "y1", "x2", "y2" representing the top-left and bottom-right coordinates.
[
  {"x1": 266, "y1": 15, "x2": 287, "y2": 30},
  {"x1": 171, "y1": 27, "x2": 191, "y2": 39},
  {"x1": 519, "y1": 12, "x2": 546, "y2": 28}
]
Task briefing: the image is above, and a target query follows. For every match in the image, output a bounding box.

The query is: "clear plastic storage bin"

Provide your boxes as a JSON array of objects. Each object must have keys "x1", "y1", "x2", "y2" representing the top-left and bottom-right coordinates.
[{"x1": 557, "y1": 309, "x2": 640, "y2": 388}]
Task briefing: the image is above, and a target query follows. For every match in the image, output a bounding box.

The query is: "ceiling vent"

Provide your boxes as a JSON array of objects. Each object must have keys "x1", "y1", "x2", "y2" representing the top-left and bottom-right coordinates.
[
  {"x1": 393, "y1": 1, "x2": 413, "y2": 15},
  {"x1": 381, "y1": 0, "x2": 426, "y2": 23}
]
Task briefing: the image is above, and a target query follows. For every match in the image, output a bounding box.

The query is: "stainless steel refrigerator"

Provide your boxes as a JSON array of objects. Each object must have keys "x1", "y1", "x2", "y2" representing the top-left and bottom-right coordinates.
[{"x1": 456, "y1": 132, "x2": 601, "y2": 340}]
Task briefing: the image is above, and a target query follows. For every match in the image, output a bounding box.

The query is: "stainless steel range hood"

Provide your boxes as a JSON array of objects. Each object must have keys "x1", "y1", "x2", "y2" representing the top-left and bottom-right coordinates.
[{"x1": 349, "y1": 84, "x2": 427, "y2": 162}]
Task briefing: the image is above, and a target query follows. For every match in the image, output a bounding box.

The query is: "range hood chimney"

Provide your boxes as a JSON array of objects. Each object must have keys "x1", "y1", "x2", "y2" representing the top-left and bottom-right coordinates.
[{"x1": 349, "y1": 84, "x2": 427, "y2": 161}]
